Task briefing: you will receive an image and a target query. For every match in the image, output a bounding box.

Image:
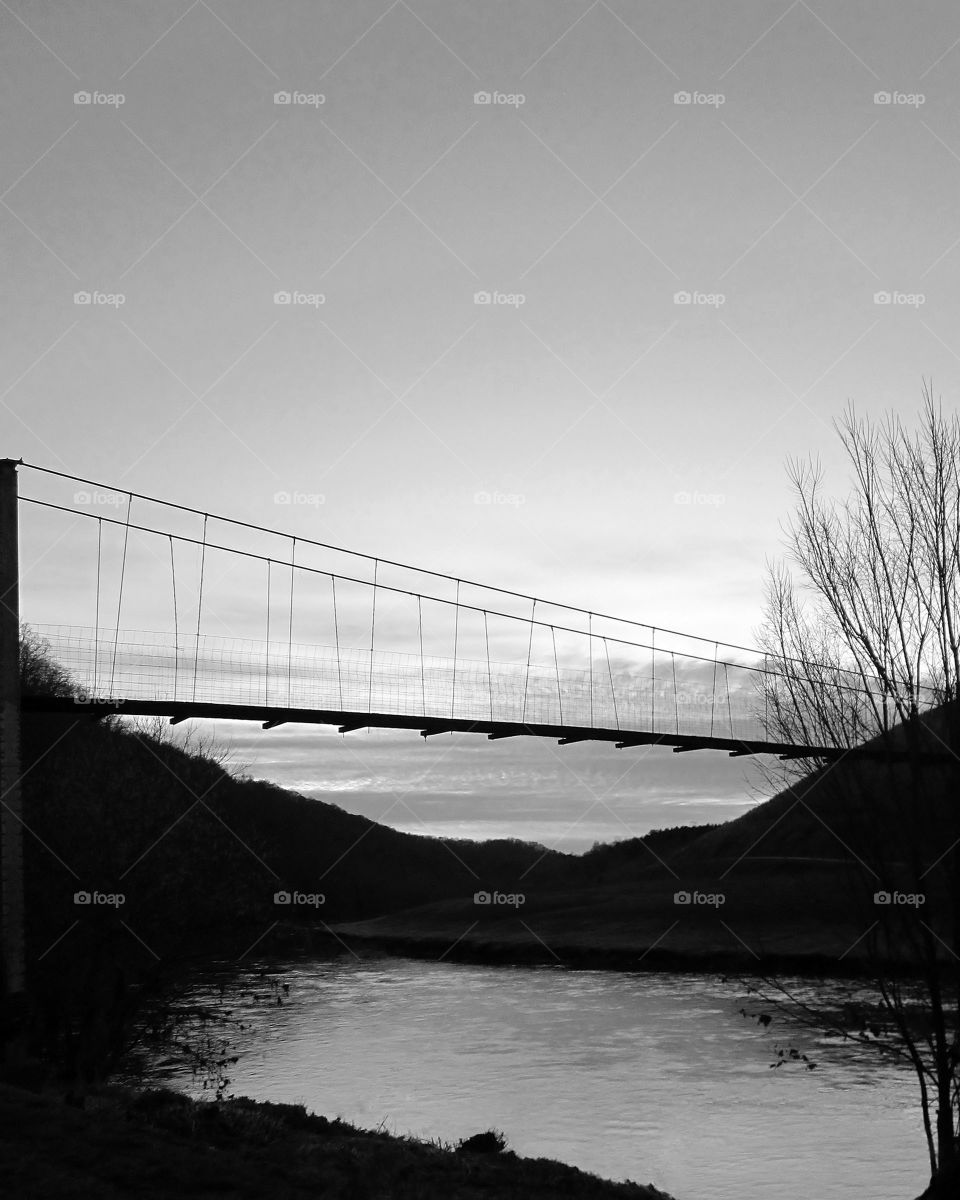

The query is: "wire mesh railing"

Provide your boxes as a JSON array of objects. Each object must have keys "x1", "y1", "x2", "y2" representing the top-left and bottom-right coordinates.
[{"x1": 37, "y1": 624, "x2": 768, "y2": 741}]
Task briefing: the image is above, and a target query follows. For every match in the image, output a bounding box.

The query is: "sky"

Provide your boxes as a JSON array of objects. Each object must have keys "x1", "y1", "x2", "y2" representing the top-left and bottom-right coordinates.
[{"x1": 4, "y1": 1, "x2": 960, "y2": 850}]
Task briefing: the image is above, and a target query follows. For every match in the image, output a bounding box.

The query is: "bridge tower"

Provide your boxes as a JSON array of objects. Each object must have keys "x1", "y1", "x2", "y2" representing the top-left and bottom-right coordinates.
[{"x1": 0, "y1": 458, "x2": 24, "y2": 1009}]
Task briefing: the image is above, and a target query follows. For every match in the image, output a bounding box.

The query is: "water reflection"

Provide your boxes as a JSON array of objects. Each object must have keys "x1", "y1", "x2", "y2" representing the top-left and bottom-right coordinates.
[{"x1": 162, "y1": 956, "x2": 927, "y2": 1200}]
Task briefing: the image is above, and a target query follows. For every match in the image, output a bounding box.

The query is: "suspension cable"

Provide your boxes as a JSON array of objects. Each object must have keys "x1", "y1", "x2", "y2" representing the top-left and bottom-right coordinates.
[
  {"x1": 332, "y1": 575, "x2": 343, "y2": 709},
  {"x1": 19, "y1": 460, "x2": 827, "y2": 669},
  {"x1": 169, "y1": 536, "x2": 178, "y2": 701},
  {"x1": 192, "y1": 514, "x2": 208, "y2": 703},
  {"x1": 451, "y1": 580, "x2": 460, "y2": 720},
  {"x1": 18, "y1": 491, "x2": 933, "y2": 702},
  {"x1": 522, "y1": 598, "x2": 536, "y2": 724},
  {"x1": 551, "y1": 625, "x2": 563, "y2": 725},
  {"x1": 417, "y1": 594, "x2": 426, "y2": 715},
  {"x1": 287, "y1": 537, "x2": 296, "y2": 707},
  {"x1": 604, "y1": 637, "x2": 620, "y2": 731},
  {"x1": 588, "y1": 612, "x2": 594, "y2": 728},
  {"x1": 19, "y1": 494, "x2": 903, "y2": 697},
  {"x1": 484, "y1": 609, "x2": 493, "y2": 722},
  {"x1": 368, "y1": 559, "x2": 378, "y2": 715},
  {"x1": 108, "y1": 493, "x2": 132, "y2": 695},
  {"x1": 94, "y1": 517, "x2": 102, "y2": 693}
]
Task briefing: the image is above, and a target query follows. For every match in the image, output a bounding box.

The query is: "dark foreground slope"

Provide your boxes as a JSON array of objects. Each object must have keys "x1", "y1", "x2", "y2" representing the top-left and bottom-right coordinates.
[{"x1": 1, "y1": 1082, "x2": 675, "y2": 1200}]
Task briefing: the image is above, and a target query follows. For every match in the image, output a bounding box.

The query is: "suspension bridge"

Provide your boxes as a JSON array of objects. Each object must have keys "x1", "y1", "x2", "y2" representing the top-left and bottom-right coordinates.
[
  {"x1": 0, "y1": 458, "x2": 949, "y2": 997},
  {"x1": 5, "y1": 460, "x2": 864, "y2": 759}
]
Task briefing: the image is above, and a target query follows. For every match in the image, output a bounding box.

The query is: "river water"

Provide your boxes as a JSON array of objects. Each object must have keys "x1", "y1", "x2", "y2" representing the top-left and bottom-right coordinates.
[{"x1": 166, "y1": 955, "x2": 927, "y2": 1200}]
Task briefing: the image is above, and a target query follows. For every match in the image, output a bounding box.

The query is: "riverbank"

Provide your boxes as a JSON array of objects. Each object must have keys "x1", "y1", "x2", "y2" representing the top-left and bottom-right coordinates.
[
  {"x1": 1, "y1": 1080, "x2": 677, "y2": 1199},
  {"x1": 328, "y1": 856, "x2": 925, "y2": 977}
]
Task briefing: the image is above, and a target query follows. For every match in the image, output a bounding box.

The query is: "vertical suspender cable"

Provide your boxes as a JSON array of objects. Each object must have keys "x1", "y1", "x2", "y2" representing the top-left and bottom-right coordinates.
[
  {"x1": 94, "y1": 518, "x2": 102, "y2": 694},
  {"x1": 551, "y1": 625, "x2": 563, "y2": 726},
  {"x1": 651, "y1": 627, "x2": 656, "y2": 732},
  {"x1": 108, "y1": 493, "x2": 132, "y2": 695},
  {"x1": 521, "y1": 599, "x2": 536, "y2": 724},
  {"x1": 588, "y1": 612, "x2": 594, "y2": 729},
  {"x1": 724, "y1": 662, "x2": 734, "y2": 738},
  {"x1": 763, "y1": 654, "x2": 769, "y2": 736},
  {"x1": 287, "y1": 537, "x2": 296, "y2": 707},
  {"x1": 192, "y1": 514, "x2": 208, "y2": 703},
  {"x1": 367, "y1": 559, "x2": 378, "y2": 715},
  {"x1": 265, "y1": 559, "x2": 272, "y2": 707},
  {"x1": 332, "y1": 575, "x2": 343, "y2": 709},
  {"x1": 604, "y1": 637, "x2": 620, "y2": 731},
  {"x1": 450, "y1": 580, "x2": 460, "y2": 720},
  {"x1": 417, "y1": 594, "x2": 425, "y2": 716},
  {"x1": 710, "y1": 641, "x2": 719, "y2": 737},
  {"x1": 169, "y1": 536, "x2": 178, "y2": 701},
  {"x1": 484, "y1": 610, "x2": 493, "y2": 722},
  {"x1": 671, "y1": 651, "x2": 679, "y2": 735}
]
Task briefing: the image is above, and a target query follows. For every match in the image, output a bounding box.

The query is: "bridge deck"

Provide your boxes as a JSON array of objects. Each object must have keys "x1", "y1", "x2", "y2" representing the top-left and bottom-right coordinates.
[{"x1": 22, "y1": 693, "x2": 907, "y2": 761}]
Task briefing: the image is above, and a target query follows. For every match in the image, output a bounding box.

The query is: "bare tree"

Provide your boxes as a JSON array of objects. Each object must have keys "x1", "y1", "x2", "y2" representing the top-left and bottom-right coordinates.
[{"x1": 754, "y1": 385, "x2": 960, "y2": 1198}]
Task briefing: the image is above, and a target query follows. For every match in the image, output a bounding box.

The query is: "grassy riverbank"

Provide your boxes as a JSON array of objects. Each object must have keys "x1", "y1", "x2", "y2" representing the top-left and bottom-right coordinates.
[{"x1": 1, "y1": 1080, "x2": 676, "y2": 1199}]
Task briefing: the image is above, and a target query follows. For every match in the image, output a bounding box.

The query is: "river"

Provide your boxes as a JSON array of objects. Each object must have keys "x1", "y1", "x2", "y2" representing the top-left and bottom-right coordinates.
[{"x1": 163, "y1": 954, "x2": 927, "y2": 1200}]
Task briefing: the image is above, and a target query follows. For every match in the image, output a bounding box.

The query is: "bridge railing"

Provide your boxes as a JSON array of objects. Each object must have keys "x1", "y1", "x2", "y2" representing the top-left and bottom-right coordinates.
[{"x1": 35, "y1": 624, "x2": 769, "y2": 741}]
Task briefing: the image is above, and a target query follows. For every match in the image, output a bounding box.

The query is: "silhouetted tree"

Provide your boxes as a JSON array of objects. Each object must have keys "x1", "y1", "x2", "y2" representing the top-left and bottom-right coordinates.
[{"x1": 755, "y1": 386, "x2": 960, "y2": 1197}]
